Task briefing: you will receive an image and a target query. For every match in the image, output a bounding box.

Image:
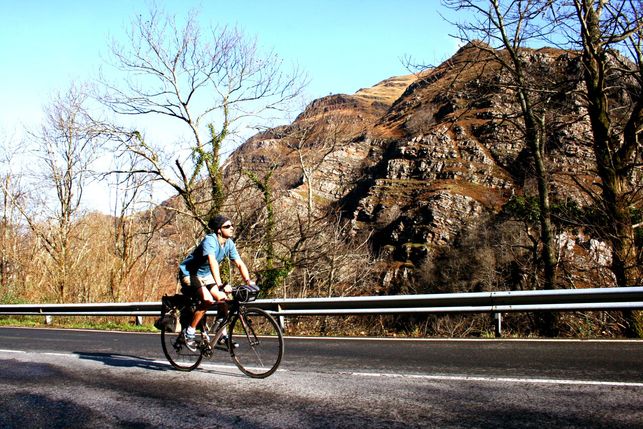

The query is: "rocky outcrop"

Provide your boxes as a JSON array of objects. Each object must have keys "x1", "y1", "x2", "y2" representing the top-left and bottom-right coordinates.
[
  {"x1": 225, "y1": 42, "x2": 617, "y2": 288},
  {"x1": 224, "y1": 74, "x2": 418, "y2": 200}
]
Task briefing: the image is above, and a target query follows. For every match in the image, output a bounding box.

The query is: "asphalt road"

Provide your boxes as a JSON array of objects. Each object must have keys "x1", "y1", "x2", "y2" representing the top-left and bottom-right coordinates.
[{"x1": 0, "y1": 327, "x2": 642, "y2": 428}]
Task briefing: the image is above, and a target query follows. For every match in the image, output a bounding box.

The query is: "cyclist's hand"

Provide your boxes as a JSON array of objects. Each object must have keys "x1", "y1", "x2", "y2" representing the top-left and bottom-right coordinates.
[
  {"x1": 223, "y1": 284, "x2": 233, "y2": 294},
  {"x1": 213, "y1": 289, "x2": 227, "y2": 302}
]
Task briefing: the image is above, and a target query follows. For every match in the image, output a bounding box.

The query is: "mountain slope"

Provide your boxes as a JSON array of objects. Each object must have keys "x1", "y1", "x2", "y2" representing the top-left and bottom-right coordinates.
[{"x1": 224, "y1": 42, "x2": 614, "y2": 290}]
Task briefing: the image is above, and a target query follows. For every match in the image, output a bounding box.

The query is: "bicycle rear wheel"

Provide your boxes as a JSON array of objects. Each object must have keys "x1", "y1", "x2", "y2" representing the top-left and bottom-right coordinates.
[
  {"x1": 229, "y1": 307, "x2": 284, "y2": 378},
  {"x1": 161, "y1": 329, "x2": 203, "y2": 371}
]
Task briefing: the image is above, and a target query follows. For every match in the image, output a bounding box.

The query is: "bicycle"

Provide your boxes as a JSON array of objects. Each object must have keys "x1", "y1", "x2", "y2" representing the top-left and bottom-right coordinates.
[{"x1": 157, "y1": 285, "x2": 284, "y2": 378}]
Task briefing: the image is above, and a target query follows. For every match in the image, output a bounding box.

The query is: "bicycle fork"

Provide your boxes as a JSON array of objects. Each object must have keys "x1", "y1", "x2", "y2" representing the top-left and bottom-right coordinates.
[{"x1": 239, "y1": 313, "x2": 260, "y2": 347}]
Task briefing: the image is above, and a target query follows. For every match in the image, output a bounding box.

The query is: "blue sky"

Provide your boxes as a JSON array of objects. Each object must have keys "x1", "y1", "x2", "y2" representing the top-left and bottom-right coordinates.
[{"x1": 1, "y1": 0, "x2": 459, "y2": 134}]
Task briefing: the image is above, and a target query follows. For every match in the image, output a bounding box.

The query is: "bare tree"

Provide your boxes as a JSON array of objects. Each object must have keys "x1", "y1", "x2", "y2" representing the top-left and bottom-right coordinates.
[
  {"x1": 443, "y1": 0, "x2": 561, "y2": 334},
  {"x1": 101, "y1": 6, "x2": 305, "y2": 228},
  {"x1": 277, "y1": 117, "x2": 356, "y2": 298},
  {"x1": 284, "y1": 115, "x2": 352, "y2": 224},
  {"x1": 551, "y1": 0, "x2": 643, "y2": 336},
  {"x1": 18, "y1": 85, "x2": 105, "y2": 302},
  {"x1": 0, "y1": 134, "x2": 27, "y2": 300},
  {"x1": 106, "y1": 152, "x2": 166, "y2": 301}
]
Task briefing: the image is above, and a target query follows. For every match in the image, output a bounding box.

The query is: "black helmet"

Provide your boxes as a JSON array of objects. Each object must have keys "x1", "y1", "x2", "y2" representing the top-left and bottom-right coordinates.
[{"x1": 207, "y1": 215, "x2": 230, "y2": 233}]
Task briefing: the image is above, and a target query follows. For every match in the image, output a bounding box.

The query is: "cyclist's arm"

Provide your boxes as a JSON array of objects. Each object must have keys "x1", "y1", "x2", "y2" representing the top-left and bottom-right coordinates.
[
  {"x1": 207, "y1": 254, "x2": 227, "y2": 301},
  {"x1": 233, "y1": 258, "x2": 253, "y2": 286}
]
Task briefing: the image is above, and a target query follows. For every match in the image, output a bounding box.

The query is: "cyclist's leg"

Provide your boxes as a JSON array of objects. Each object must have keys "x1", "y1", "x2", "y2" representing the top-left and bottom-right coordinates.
[
  {"x1": 162, "y1": 279, "x2": 203, "y2": 370},
  {"x1": 215, "y1": 301, "x2": 229, "y2": 320},
  {"x1": 213, "y1": 301, "x2": 237, "y2": 346},
  {"x1": 185, "y1": 275, "x2": 215, "y2": 329},
  {"x1": 180, "y1": 278, "x2": 213, "y2": 350},
  {"x1": 190, "y1": 287, "x2": 215, "y2": 329}
]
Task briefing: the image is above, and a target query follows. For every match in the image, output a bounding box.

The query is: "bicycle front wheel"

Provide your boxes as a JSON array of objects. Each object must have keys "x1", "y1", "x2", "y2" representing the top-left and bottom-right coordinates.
[
  {"x1": 229, "y1": 307, "x2": 284, "y2": 378},
  {"x1": 161, "y1": 329, "x2": 203, "y2": 371}
]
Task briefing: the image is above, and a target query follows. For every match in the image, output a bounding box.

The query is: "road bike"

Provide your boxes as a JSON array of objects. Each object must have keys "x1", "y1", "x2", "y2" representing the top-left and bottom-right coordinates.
[{"x1": 158, "y1": 285, "x2": 284, "y2": 378}]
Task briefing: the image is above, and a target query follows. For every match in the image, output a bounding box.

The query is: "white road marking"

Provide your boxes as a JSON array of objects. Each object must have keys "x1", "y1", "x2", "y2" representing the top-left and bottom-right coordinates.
[
  {"x1": 349, "y1": 371, "x2": 643, "y2": 387},
  {"x1": 285, "y1": 335, "x2": 643, "y2": 343}
]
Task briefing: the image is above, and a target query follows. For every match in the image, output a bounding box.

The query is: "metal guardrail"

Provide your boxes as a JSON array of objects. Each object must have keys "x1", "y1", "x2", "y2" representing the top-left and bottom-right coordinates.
[
  {"x1": 0, "y1": 302, "x2": 160, "y2": 317},
  {"x1": 251, "y1": 287, "x2": 643, "y2": 315},
  {"x1": 1, "y1": 287, "x2": 642, "y2": 336},
  {"x1": 1, "y1": 287, "x2": 642, "y2": 316}
]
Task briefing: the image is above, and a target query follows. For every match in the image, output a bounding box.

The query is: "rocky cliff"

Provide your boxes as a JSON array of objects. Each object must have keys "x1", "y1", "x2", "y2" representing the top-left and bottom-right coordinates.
[{"x1": 224, "y1": 42, "x2": 616, "y2": 290}]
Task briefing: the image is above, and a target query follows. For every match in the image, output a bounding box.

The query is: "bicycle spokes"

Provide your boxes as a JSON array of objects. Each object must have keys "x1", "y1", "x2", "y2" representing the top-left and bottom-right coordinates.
[
  {"x1": 161, "y1": 329, "x2": 203, "y2": 371},
  {"x1": 229, "y1": 308, "x2": 284, "y2": 378},
  {"x1": 241, "y1": 315, "x2": 261, "y2": 347}
]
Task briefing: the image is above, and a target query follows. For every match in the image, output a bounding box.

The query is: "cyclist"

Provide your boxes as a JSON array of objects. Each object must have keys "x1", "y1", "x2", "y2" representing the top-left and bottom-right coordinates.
[{"x1": 178, "y1": 214, "x2": 255, "y2": 350}]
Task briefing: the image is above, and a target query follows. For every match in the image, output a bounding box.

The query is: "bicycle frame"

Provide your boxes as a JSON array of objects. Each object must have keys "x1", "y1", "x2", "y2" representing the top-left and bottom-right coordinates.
[
  {"x1": 161, "y1": 285, "x2": 283, "y2": 377},
  {"x1": 199, "y1": 300, "x2": 240, "y2": 356}
]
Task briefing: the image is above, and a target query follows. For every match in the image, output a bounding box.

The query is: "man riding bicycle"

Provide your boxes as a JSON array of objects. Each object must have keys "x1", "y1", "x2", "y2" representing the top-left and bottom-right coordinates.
[{"x1": 178, "y1": 214, "x2": 255, "y2": 350}]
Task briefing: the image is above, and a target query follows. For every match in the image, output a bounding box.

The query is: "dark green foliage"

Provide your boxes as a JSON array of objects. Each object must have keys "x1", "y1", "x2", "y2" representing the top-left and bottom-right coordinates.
[
  {"x1": 244, "y1": 166, "x2": 282, "y2": 291},
  {"x1": 258, "y1": 263, "x2": 292, "y2": 294},
  {"x1": 501, "y1": 195, "x2": 629, "y2": 240},
  {"x1": 551, "y1": 199, "x2": 610, "y2": 232},
  {"x1": 501, "y1": 195, "x2": 540, "y2": 224}
]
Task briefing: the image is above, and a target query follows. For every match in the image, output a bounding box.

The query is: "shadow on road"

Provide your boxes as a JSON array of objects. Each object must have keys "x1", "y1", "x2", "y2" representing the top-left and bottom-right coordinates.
[
  {"x1": 74, "y1": 351, "x2": 248, "y2": 378},
  {"x1": 74, "y1": 352, "x2": 171, "y2": 371},
  {"x1": 198, "y1": 366, "x2": 247, "y2": 378}
]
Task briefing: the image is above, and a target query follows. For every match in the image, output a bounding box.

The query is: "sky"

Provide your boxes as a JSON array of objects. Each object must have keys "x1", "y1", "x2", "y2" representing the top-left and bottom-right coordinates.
[{"x1": 0, "y1": 0, "x2": 461, "y2": 212}]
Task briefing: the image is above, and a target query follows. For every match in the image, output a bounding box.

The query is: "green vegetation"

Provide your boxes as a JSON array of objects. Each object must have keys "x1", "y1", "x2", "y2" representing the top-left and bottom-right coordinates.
[
  {"x1": 0, "y1": 316, "x2": 157, "y2": 332},
  {"x1": 0, "y1": 292, "x2": 28, "y2": 305}
]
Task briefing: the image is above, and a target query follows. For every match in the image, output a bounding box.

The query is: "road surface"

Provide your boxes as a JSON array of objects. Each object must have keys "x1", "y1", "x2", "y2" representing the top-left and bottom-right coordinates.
[{"x1": 0, "y1": 327, "x2": 641, "y2": 428}]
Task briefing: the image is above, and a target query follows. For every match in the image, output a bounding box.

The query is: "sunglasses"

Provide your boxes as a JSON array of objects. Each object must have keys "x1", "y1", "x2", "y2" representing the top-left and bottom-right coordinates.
[{"x1": 221, "y1": 224, "x2": 234, "y2": 229}]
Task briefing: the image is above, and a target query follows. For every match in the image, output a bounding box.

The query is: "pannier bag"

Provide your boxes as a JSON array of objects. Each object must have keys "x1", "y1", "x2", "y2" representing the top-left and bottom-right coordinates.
[
  {"x1": 154, "y1": 294, "x2": 186, "y2": 332},
  {"x1": 154, "y1": 312, "x2": 178, "y2": 332}
]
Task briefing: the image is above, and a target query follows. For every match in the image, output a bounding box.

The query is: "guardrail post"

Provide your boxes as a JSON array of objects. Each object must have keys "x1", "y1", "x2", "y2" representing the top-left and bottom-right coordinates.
[
  {"x1": 135, "y1": 316, "x2": 143, "y2": 326},
  {"x1": 45, "y1": 315, "x2": 53, "y2": 325},
  {"x1": 277, "y1": 304, "x2": 285, "y2": 333},
  {"x1": 494, "y1": 313, "x2": 502, "y2": 338}
]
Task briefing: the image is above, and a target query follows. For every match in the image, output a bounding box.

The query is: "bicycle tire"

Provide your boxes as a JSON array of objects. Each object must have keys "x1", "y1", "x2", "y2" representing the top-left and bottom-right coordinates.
[
  {"x1": 161, "y1": 329, "x2": 203, "y2": 371},
  {"x1": 229, "y1": 307, "x2": 284, "y2": 378}
]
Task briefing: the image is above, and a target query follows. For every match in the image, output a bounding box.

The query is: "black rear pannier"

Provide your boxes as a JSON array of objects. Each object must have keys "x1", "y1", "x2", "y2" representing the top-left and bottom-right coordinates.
[
  {"x1": 154, "y1": 313, "x2": 178, "y2": 332},
  {"x1": 154, "y1": 294, "x2": 187, "y2": 332}
]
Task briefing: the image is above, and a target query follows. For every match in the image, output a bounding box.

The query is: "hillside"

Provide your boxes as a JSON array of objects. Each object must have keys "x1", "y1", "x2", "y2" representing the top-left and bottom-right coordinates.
[
  {"x1": 223, "y1": 73, "x2": 419, "y2": 199},
  {"x1": 223, "y1": 42, "x2": 613, "y2": 294}
]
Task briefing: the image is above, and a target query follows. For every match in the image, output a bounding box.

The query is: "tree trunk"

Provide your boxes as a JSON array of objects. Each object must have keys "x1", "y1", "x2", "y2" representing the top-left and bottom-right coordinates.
[{"x1": 576, "y1": 0, "x2": 642, "y2": 337}]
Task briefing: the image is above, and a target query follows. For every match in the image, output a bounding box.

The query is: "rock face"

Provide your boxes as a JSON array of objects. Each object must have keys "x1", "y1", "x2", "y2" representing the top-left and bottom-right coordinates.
[
  {"x1": 226, "y1": 73, "x2": 418, "y2": 198},
  {"x1": 225, "y1": 42, "x2": 615, "y2": 288}
]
